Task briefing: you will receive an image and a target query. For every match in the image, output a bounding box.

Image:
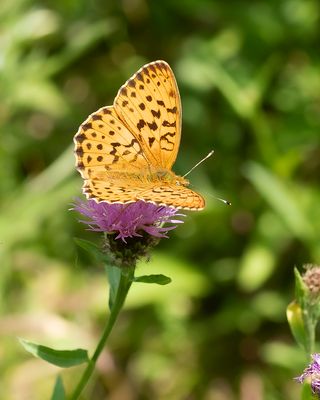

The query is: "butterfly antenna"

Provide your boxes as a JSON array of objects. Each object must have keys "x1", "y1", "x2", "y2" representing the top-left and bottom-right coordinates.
[
  {"x1": 195, "y1": 189, "x2": 232, "y2": 206},
  {"x1": 184, "y1": 150, "x2": 231, "y2": 206},
  {"x1": 183, "y1": 150, "x2": 215, "y2": 178},
  {"x1": 215, "y1": 196, "x2": 232, "y2": 206}
]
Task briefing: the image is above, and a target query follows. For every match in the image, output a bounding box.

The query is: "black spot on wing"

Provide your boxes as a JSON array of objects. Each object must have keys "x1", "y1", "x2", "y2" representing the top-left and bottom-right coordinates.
[
  {"x1": 149, "y1": 64, "x2": 156, "y2": 74},
  {"x1": 147, "y1": 121, "x2": 158, "y2": 131},
  {"x1": 76, "y1": 147, "x2": 84, "y2": 156},
  {"x1": 151, "y1": 109, "x2": 161, "y2": 118},
  {"x1": 137, "y1": 119, "x2": 146, "y2": 130},
  {"x1": 82, "y1": 123, "x2": 92, "y2": 131},
  {"x1": 148, "y1": 137, "x2": 155, "y2": 147},
  {"x1": 167, "y1": 106, "x2": 177, "y2": 114},
  {"x1": 76, "y1": 133, "x2": 86, "y2": 143},
  {"x1": 160, "y1": 132, "x2": 175, "y2": 150},
  {"x1": 128, "y1": 80, "x2": 136, "y2": 88},
  {"x1": 162, "y1": 120, "x2": 176, "y2": 127},
  {"x1": 120, "y1": 87, "x2": 127, "y2": 96},
  {"x1": 136, "y1": 72, "x2": 144, "y2": 81},
  {"x1": 77, "y1": 161, "x2": 84, "y2": 170}
]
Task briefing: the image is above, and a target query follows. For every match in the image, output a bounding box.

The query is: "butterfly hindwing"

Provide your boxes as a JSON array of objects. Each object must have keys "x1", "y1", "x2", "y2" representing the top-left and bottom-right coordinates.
[
  {"x1": 138, "y1": 184, "x2": 205, "y2": 210},
  {"x1": 83, "y1": 179, "x2": 205, "y2": 210}
]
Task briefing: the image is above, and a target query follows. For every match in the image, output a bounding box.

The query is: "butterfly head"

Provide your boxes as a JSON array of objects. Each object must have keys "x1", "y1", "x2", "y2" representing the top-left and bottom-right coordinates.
[
  {"x1": 153, "y1": 169, "x2": 189, "y2": 187},
  {"x1": 174, "y1": 175, "x2": 189, "y2": 187}
]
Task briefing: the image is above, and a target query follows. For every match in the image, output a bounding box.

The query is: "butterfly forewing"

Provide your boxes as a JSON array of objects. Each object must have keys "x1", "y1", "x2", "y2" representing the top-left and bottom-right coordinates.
[
  {"x1": 74, "y1": 105, "x2": 149, "y2": 180},
  {"x1": 114, "y1": 60, "x2": 181, "y2": 170}
]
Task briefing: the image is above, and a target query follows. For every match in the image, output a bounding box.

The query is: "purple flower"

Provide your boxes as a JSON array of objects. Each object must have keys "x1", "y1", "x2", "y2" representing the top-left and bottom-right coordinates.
[
  {"x1": 295, "y1": 353, "x2": 320, "y2": 394},
  {"x1": 73, "y1": 199, "x2": 184, "y2": 242}
]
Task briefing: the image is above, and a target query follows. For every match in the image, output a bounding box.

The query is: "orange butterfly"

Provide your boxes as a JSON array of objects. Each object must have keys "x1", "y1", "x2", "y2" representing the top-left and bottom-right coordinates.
[{"x1": 74, "y1": 60, "x2": 205, "y2": 210}]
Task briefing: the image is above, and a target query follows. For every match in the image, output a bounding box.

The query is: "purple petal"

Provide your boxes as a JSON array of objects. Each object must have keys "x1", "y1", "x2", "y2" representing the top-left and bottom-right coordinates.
[
  {"x1": 72, "y1": 199, "x2": 184, "y2": 241},
  {"x1": 295, "y1": 353, "x2": 320, "y2": 394}
]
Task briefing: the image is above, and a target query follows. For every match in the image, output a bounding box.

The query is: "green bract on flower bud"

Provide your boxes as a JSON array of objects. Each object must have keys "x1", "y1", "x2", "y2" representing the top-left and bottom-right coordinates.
[
  {"x1": 103, "y1": 231, "x2": 161, "y2": 268},
  {"x1": 289, "y1": 267, "x2": 320, "y2": 356}
]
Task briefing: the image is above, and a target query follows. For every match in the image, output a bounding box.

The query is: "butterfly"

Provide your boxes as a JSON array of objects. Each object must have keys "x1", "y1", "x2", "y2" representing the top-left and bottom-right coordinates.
[{"x1": 74, "y1": 60, "x2": 205, "y2": 210}]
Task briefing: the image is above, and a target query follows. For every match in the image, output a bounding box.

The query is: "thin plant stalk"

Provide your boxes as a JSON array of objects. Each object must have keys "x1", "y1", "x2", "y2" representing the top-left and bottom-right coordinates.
[{"x1": 69, "y1": 266, "x2": 135, "y2": 400}]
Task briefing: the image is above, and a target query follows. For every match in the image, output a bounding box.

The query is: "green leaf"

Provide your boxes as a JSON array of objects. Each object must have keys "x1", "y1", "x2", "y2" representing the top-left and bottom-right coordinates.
[
  {"x1": 301, "y1": 381, "x2": 316, "y2": 400},
  {"x1": 105, "y1": 264, "x2": 122, "y2": 310},
  {"x1": 19, "y1": 338, "x2": 89, "y2": 368},
  {"x1": 286, "y1": 301, "x2": 307, "y2": 350},
  {"x1": 294, "y1": 267, "x2": 308, "y2": 307},
  {"x1": 134, "y1": 274, "x2": 172, "y2": 285},
  {"x1": 51, "y1": 376, "x2": 66, "y2": 400},
  {"x1": 74, "y1": 238, "x2": 109, "y2": 264},
  {"x1": 292, "y1": 267, "x2": 317, "y2": 354}
]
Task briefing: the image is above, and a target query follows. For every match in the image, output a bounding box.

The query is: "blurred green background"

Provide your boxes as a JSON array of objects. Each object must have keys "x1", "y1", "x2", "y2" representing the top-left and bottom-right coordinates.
[{"x1": 1, "y1": 0, "x2": 320, "y2": 398}]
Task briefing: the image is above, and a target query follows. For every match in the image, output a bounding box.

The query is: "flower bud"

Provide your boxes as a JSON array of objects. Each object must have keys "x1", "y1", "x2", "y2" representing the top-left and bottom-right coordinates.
[{"x1": 302, "y1": 264, "x2": 320, "y2": 301}]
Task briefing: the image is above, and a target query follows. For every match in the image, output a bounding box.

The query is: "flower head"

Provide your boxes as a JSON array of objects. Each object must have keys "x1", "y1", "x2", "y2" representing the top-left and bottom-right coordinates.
[
  {"x1": 295, "y1": 353, "x2": 320, "y2": 394},
  {"x1": 73, "y1": 199, "x2": 183, "y2": 241},
  {"x1": 72, "y1": 199, "x2": 184, "y2": 267},
  {"x1": 302, "y1": 264, "x2": 320, "y2": 300}
]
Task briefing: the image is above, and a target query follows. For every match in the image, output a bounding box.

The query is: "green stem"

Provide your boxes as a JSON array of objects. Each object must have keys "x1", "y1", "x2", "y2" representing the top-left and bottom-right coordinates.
[
  {"x1": 69, "y1": 266, "x2": 135, "y2": 400},
  {"x1": 305, "y1": 316, "x2": 316, "y2": 356}
]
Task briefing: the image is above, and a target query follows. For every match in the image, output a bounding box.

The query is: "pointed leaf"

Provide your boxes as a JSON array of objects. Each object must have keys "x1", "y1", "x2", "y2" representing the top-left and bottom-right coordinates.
[
  {"x1": 134, "y1": 274, "x2": 172, "y2": 285},
  {"x1": 74, "y1": 238, "x2": 109, "y2": 263},
  {"x1": 105, "y1": 264, "x2": 122, "y2": 310},
  {"x1": 294, "y1": 267, "x2": 308, "y2": 307},
  {"x1": 19, "y1": 338, "x2": 89, "y2": 368},
  {"x1": 51, "y1": 376, "x2": 66, "y2": 400},
  {"x1": 287, "y1": 301, "x2": 307, "y2": 350}
]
